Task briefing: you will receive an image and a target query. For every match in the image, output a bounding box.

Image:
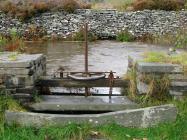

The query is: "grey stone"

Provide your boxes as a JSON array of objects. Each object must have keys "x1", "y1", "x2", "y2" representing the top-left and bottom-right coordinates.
[
  {"x1": 0, "y1": 53, "x2": 44, "y2": 68},
  {"x1": 137, "y1": 62, "x2": 183, "y2": 73},
  {"x1": 29, "y1": 95, "x2": 138, "y2": 111},
  {"x1": 5, "y1": 104, "x2": 177, "y2": 128},
  {"x1": 1, "y1": 9, "x2": 187, "y2": 39},
  {"x1": 137, "y1": 80, "x2": 149, "y2": 94},
  {"x1": 170, "y1": 81, "x2": 187, "y2": 90}
]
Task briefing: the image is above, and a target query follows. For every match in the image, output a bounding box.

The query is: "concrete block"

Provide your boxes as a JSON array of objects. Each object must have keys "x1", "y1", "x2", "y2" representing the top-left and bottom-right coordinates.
[
  {"x1": 137, "y1": 62, "x2": 183, "y2": 74},
  {"x1": 0, "y1": 53, "x2": 44, "y2": 68},
  {"x1": 5, "y1": 104, "x2": 177, "y2": 128}
]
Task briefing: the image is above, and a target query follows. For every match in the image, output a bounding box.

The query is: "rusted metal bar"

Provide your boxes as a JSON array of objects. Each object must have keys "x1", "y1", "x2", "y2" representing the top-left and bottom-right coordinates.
[{"x1": 84, "y1": 22, "x2": 88, "y2": 74}]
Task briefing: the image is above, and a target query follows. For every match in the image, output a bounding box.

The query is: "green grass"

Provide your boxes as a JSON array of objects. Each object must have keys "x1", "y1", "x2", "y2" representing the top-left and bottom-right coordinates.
[
  {"x1": 143, "y1": 52, "x2": 187, "y2": 65},
  {"x1": 116, "y1": 30, "x2": 135, "y2": 42}
]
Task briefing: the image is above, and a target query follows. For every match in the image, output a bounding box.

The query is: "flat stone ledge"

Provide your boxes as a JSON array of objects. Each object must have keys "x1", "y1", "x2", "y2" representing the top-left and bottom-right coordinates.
[
  {"x1": 170, "y1": 81, "x2": 187, "y2": 90},
  {"x1": 29, "y1": 95, "x2": 138, "y2": 111},
  {"x1": 0, "y1": 52, "x2": 45, "y2": 68},
  {"x1": 5, "y1": 104, "x2": 177, "y2": 128},
  {"x1": 137, "y1": 62, "x2": 183, "y2": 74}
]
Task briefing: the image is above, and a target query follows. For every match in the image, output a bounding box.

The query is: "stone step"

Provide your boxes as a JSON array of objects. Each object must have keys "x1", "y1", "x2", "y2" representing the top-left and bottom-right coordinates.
[{"x1": 29, "y1": 95, "x2": 138, "y2": 112}]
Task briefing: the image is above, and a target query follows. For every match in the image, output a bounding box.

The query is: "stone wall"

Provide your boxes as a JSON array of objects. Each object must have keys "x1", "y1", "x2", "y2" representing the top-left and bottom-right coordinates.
[
  {"x1": 128, "y1": 55, "x2": 187, "y2": 100},
  {"x1": 0, "y1": 9, "x2": 187, "y2": 39},
  {"x1": 0, "y1": 52, "x2": 46, "y2": 90}
]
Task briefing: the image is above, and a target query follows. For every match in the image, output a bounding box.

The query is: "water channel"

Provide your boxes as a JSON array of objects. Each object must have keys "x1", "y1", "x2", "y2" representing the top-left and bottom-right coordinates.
[{"x1": 25, "y1": 41, "x2": 170, "y2": 95}]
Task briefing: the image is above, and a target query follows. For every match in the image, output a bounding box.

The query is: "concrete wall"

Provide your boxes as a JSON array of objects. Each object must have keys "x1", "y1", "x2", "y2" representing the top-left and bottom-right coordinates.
[{"x1": 0, "y1": 9, "x2": 187, "y2": 39}]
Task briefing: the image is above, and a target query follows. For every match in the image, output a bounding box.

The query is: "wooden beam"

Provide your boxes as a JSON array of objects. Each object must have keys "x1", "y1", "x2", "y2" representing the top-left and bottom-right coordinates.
[{"x1": 36, "y1": 77, "x2": 128, "y2": 88}]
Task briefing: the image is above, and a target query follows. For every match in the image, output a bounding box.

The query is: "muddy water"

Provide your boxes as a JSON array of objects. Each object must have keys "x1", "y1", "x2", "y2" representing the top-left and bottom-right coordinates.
[{"x1": 25, "y1": 41, "x2": 169, "y2": 95}]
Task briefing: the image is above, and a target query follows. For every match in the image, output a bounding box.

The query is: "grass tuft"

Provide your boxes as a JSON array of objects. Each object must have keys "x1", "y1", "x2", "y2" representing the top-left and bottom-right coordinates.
[
  {"x1": 143, "y1": 51, "x2": 187, "y2": 66},
  {"x1": 116, "y1": 30, "x2": 135, "y2": 42}
]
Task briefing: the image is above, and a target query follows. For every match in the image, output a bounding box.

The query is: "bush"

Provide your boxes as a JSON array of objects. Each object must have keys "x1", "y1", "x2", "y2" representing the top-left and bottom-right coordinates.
[
  {"x1": 116, "y1": 30, "x2": 135, "y2": 42},
  {"x1": 0, "y1": 1, "x2": 50, "y2": 21},
  {"x1": 66, "y1": 27, "x2": 98, "y2": 42},
  {"x1": 61, "y1": 0, "x2": 80, "y2": 13},
  {"x1": 0, "y1": 29, "x2": 26, "y2": 52},
  {"x1": 0, "y1": 0, "x2": 91, "y2": 21},
  {"x1": 23, "y1": 25, "x2": 47, "y2": 41},
  {"x1": 133, "y1": 0, "x2": 185, "y2": 11}
]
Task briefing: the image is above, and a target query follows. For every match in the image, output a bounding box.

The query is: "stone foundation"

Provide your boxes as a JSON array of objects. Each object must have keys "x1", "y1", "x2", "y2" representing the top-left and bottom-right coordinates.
[{"x1": 0, "y1": 52, "x2": 46, "y2": 90}]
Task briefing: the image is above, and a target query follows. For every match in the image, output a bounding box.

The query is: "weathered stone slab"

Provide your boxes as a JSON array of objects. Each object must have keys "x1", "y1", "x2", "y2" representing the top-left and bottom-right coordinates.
[
  {"x1": 137, "y1": 62, "x2": 183, "y2": 74},
  {"x1": 137, "y1": 80, "x2": 149, "y2": 94},
  {"x1": 0, "y1": 67, "x2": 34, "y2": 75},
  {"x1": 0, "y1": 52, "x2": 44, "y2": 68},
  {"x1": 5, "y1": 104, "x2": 177, "y2": 128},
  {"x1": 29, "y1": 95, "x2": 138, "y2": 111},
  {"x1": 169, "y1": 74, "x2": 187, "y2": 82},
  {"x1": 170, "y1": 81, "x2": 187, "y2": 90}
]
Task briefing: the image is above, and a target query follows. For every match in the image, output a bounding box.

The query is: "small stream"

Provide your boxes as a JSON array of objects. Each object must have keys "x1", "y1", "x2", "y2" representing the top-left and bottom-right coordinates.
[{"x1": 25, "y1": 41, "x2": 170, "y2": 95}]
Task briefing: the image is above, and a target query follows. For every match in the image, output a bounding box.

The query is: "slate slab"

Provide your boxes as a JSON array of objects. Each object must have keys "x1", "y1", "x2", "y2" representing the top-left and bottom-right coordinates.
[
  {"x1": 5, "y1": 104, "x2": 177, "y2": 128},
  {"x1": 29, "y1": 95, "x2": 138, "y2": 111}
]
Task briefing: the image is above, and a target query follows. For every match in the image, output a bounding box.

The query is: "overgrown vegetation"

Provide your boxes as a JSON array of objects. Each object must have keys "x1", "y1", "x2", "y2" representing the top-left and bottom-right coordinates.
[
  {"x1": 92, "y1": 0, "x2": 186, "y2": 11},
  {"x1": 143, "y1": 52, "x2": 187, "y2": 65},
  {"x1": 0, "y1": 28, "x2": 25, "y2": 52},
  {"x1": 0, "y1": 88, "x2": 25, "y2": 133},
  {"x1": 137, "y1": 27, "x2": 187, "y2": 48},
  {"x1": 23, "y1": 25, "x2": 47, "y2": 41},
  {"x1": 116, "y1": 30, "x2": 135, "y2": 42},
  {"x1": 64, "y1": 28, "x2": 98, "y2": 42},
  {"x1": 0, "y1": 0, "x2": 91, "y2": 21},
  {"x1": 133, "y1": 0, "x2": 185, "y2": 11},
  {"x1": 126, "y1": 65, "x2": 171, "y2": 107}
]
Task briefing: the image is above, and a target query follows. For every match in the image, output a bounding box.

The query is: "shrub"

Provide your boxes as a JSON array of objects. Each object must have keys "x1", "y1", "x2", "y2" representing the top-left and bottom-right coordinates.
[
  {"x1": 67, "y1": 27, "x2": 98, "y2": 42},
  {"x1": 116, "y1": 30, "x2": 135, "y2": 42},
  {"x1": 133, "y1": 0, "x2": 155, "y2": 11},
  {"x1": 61, "y1": 0, "x2": 80, "y2": 13},
  {"x1": 0, "y1": 29, "x2": 26, "y2": 52},
  {"x1": 133, "y1": 0, "x2": 185, "y2": 11},
  {"x1": 0, "y1": 0, "x2": 91, "y2": 21},
  {"x1": 23, "y1": 25, "x2": 47, "y2": 41}
]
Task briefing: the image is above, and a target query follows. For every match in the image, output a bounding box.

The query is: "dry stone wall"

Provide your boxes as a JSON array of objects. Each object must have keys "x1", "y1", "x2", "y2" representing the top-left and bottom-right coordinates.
[{"x1": 0, "y1": 9, "x2": 187, "y2": 39}]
